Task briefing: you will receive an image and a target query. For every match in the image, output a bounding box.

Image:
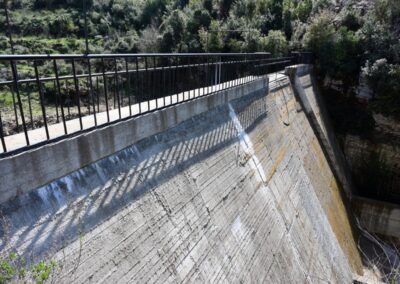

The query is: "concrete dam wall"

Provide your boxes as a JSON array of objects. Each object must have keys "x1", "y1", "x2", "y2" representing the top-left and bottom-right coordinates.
[{"x1": 0, "y1": 66, "x2": 362, "y2": 283}]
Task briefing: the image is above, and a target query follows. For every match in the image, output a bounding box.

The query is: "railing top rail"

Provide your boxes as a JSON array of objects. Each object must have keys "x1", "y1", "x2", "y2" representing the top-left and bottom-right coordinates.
[
  {"x1": 291, "y1": 51, "x2": 312, "y2": 54},
  {"x1": 0, "y1": 52, "x2": 272, "y2": 60}
]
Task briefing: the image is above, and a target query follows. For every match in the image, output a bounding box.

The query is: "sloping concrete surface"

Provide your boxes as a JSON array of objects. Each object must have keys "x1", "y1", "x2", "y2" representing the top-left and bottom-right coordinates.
[
  {"x1": 0, "y1": 71, "x2": 362, "y2": 282},
  {"x1": 286, "y1": 65, "x2": 355, "y2": 198}
]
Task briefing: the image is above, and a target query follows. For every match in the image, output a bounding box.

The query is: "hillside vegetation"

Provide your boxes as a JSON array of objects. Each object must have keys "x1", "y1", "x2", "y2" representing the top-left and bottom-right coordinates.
[{"x1": 0, "y1": 0, "x2": 399, "y2": 119}]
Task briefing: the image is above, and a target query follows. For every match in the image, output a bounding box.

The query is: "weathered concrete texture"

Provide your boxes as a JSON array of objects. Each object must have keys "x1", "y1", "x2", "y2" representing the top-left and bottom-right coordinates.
[
  {"x1": 286, "y1": 65, "x2": 355, "y2": 198},
  {"x1": 0, "y1": 77, "x2": 267, "y2": 204},
  {"x1": 286, "y1": 65, "x2": 363, "y2": 274},
  {"x1": 0, "y1": 72, "x2": 362, "y2": 283},
  {"x1": 353, "y1": 196, "x2": 400, "y2": 238}
]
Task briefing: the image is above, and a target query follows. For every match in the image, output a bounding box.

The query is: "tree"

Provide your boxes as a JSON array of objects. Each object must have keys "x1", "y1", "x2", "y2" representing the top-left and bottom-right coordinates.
[
  {"x1": 294, "y1": 0, "x2": 312, "y2": 23},
  {"x1": 187, "y1": 9, "x2": 211, "y2": 34},
  {"x1": 341, "y1": 11, "x2": 362, "y2": 31},
  {"x1": 140, "y1": 0, "x2": 168, "y2": 28},
  {"x1": 198, "y1": 21, "x2": 223, "y2": 52},
  {"x1": 160, "y1": 9, "x2": 187, "y2": 52},
  {"x1": 333, "y1": 27, "x2": 361, "y2": 89},
  {"x1": 138, "y1": 26, "x2": 161, "y2": 53},
  {"x1": 305, "y1": 12, "x2": 361, "y2": 90},
  {"x1": 359, "y1": 18, "x2": 399, "y2": 64},
  {"x1": 268, "y1": 0, "x2": 283, "y2": 30},
  {"x1": 219, "y1": 0, "x2": 234, "y2": 19},
  {"x1": 283, "y1": 9, "x2": 292, "y2": 40},
  {"x1": 243, "y1": 29, "x2": 261, "y2": 52},
  {"x1": 304, "y1": 11, "x2": 336, "y2": 76},
  {"x1": 261, "y1": 30, "x2": 288, "y2": 56}
]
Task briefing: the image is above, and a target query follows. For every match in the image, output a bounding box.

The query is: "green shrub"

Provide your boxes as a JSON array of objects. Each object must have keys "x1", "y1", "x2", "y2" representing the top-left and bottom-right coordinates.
[
  {"x1": 363, "y1": 59, "x2": 400, "y2": 118},
  {"x1": 305, "y1": 12, "x2": 361, "y2": 89},
  {"x1": 261, "y1": 30, "x2": 288, "y2": 56}
]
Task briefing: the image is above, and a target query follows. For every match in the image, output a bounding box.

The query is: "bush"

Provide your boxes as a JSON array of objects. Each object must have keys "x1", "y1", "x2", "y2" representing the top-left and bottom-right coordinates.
[
  {"x1": 294, "y1": 0, "x2": 312, "y2": 23},
  {"x1": 358, "y1": 20, "x2": 399, "y2": 64},
  {"x1": 305, "y1": 12, "x2": 361, "y2": 89},
  {"x1": 187, "y1": 9, "x2": 211, "y2": 34},
  {"x1": 140, "y1": 0, "x2": 168, "y2": 28},
  {"x1": 341, "y1": 11, "x2": 362, "y2": 31},
  {"x1": 199, "y1": 20, "x2": 223, "y2": 52},
  {"x1": 261, "y1": 30, "x2": 288, "y2": 56},
  {"x1": 333, "y1": 27, "x2": 361, "y2": 88},
  {"x1": 138, "y1": 26, "x2": 161, "y2": 53},
  {"x1": 49, "y1": 13, "x2": 77, "y2": 37},
  {"x1": 304, "y1": 11, "x2": 335, "y2": 74},
  {"x1": 363, "y1": 59, "x2": 400, "y2": 118},
  {"x1": 160, "y1": 8, "x2": 188, "y2": 51},
  {"x1": 362, "y1": 59, "x2": 392, "y2": 96}
]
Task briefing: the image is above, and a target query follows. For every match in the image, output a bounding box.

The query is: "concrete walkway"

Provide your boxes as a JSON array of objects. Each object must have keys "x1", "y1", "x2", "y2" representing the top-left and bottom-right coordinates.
[{"x1": 1, "y1": 73, "x2": 286, "y2": 154}]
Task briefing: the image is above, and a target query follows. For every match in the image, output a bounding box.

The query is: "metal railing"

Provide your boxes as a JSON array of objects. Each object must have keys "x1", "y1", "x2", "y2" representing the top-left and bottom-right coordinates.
[{"x1": 0, "y1": 52, "x2": 307, "y2": 156}]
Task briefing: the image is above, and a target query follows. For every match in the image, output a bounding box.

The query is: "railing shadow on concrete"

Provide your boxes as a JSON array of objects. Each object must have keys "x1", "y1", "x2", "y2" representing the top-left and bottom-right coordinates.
[{"x1": 0, "y1": 80, "x2": 287, "y2": 265}]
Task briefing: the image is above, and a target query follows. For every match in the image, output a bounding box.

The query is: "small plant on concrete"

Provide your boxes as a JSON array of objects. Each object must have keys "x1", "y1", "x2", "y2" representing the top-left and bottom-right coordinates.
[
  {"x1": 0, "y1": 252, "x2": 26, "y2": 283},
  {"x1": 0, "y1": 257, "x2": 15, "y2": 283},
  {"x1": 30, "y1": 260, "x2": 56, "y2": 284},
  {"x1": 0, "y1": 252, "x2": 58, "y2": 284}
]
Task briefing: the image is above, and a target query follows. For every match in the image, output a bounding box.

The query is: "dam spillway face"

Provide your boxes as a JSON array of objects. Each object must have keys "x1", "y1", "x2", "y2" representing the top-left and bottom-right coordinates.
[{"x1": 0, "y1": 67, "x2": 362, "y2": 283}]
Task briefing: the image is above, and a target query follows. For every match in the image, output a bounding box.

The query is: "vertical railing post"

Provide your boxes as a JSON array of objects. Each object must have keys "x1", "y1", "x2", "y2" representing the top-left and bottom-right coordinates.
[
  {"x1": 187, "y1": 56, "x2": 190, "y2": 99},
  {"x1": 26, "y1": 83, "x2": 33, "y2": 129},
  {"x1": 53, "y1": 59, "x2": 68, "y2": 134},
  {"x1": 101, "y1": 57, "x2": 110, "y2": 123},
  {"x1": 162, "y1": 57, "x2": 166, "y2": 106},
  {"x1": 218, "y1": 56, "x2": 222, "y2": 87},
  {"x1": 144, "y1": 57, "x2": 150, "y2": 111},
  {"x1": 207, "y1": 56, "x2": 211, "y2": 94},
  {"x1": 87, "y1": 57, "x2": 97, "y2": 126},
  {"x1": 10, "y1": 60, "x2": 29, "y2": 145},
  {"x1": 203, "y1": 55, "x2": 207, "y2": 96},
  {"x1": 65, "y1": 80, "x2": 71, "y2": 118},
  {"x1": 135, "y1": 56, "x2": 141, "y2": 114},
  {"x1": 0, "y1": 112, "x2": 7, "y2": 153},
  {"x1": 125, "y1": 57, "x2": 132, "y2": 116},
  {"x1": 114, "y1": 57, "x2": 121, "y2": 119},
  {"x1": 10, "y1": 86, "x2": 19, "y2": 129},
  {"x1": 153, "y1": 56, "x2": 157, "y2": 108},
  {"x1": 214, "y1": 57, "x2": 218, "y2": 86},
  {"x1": 174, "y1": 56, "x2": 178, "y2": 101},
  {"x1": 33, "y1": 60, "x2": 50, "y2": 140},
  {"x1": 71, "y1": 59, "x2": 83, "y2": 130}
]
